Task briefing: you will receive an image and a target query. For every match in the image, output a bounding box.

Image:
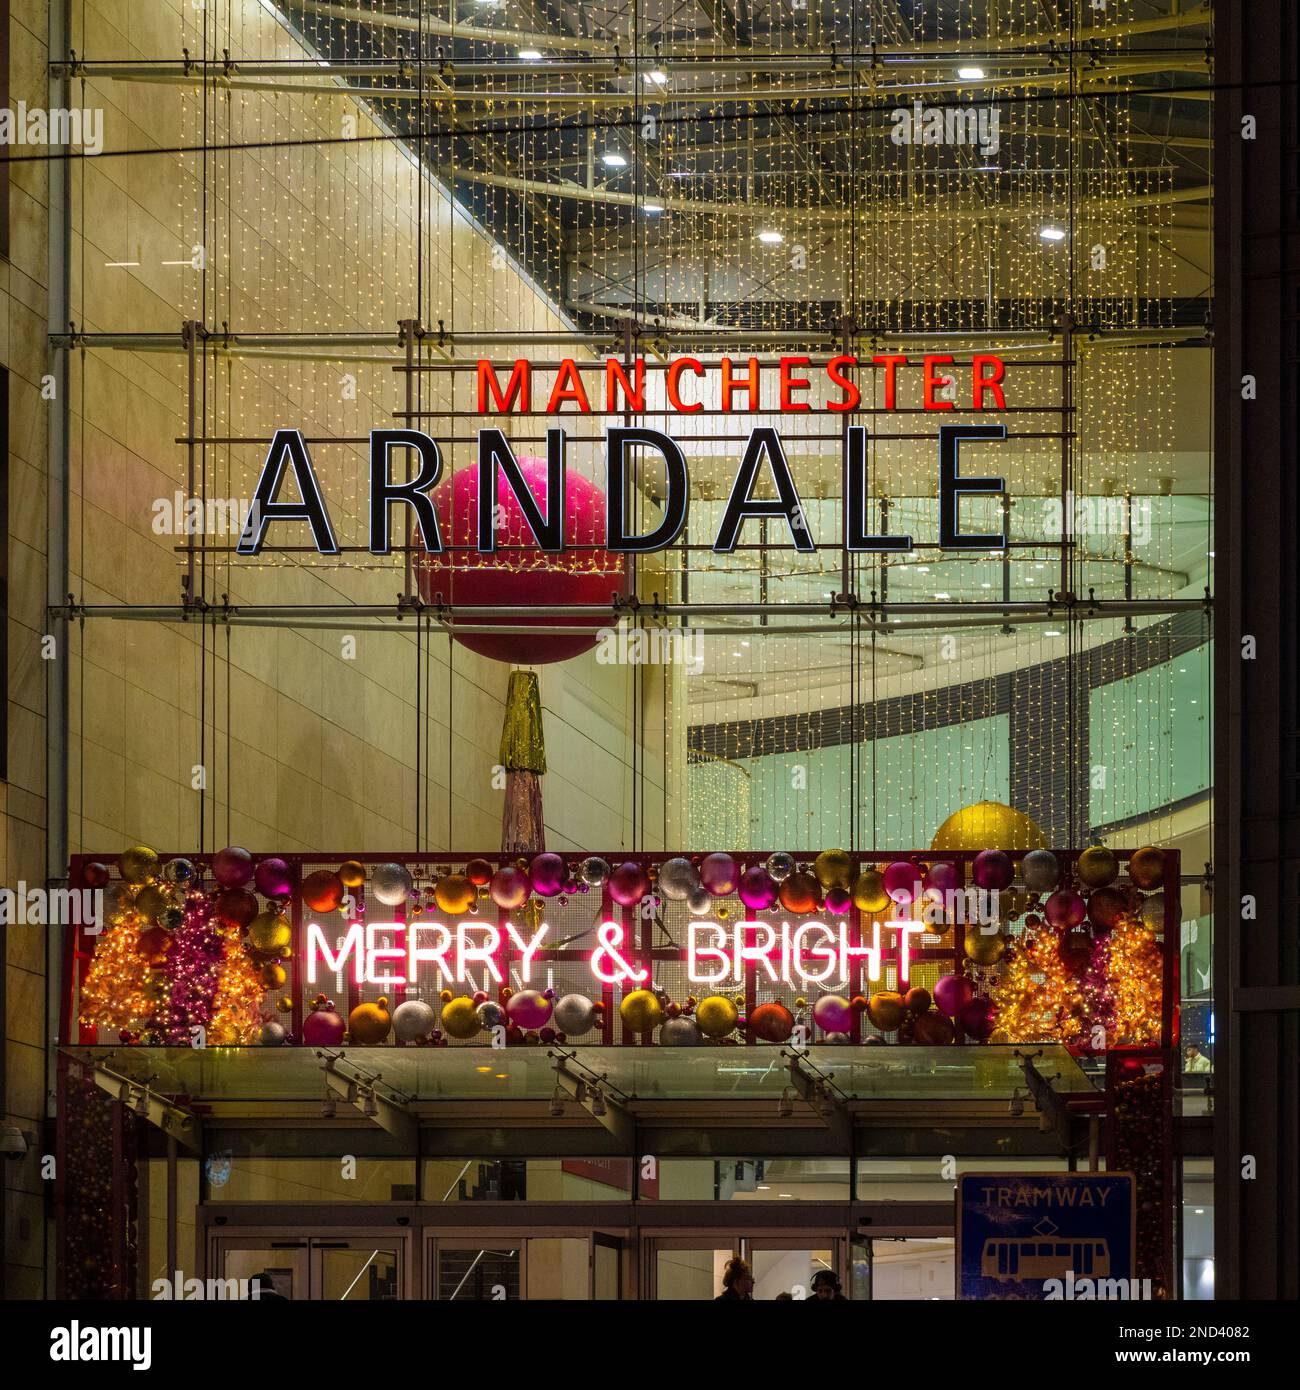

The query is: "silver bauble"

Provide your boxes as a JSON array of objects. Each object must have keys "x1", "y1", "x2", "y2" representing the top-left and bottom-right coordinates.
[
  {"x1": 765, "y1": 852, "x2": 796, "y2": 883},
  {"x1": 580, "y1": 856, "x2": 611, "y2": 887},
  {"x1": 475, "y1": 1000, "x2": 506, "y2": 1029},
  {"x1": 260, "y1": 1021, "x2": 286, "y2": 1046},
  {"x1": 1021, "y1": 849, "x2": 1060, "y2": 893},
  {"x1": 552, "y1": 993, "x2": 599, "y2": 1037},
  {"x1": 1138, "y1": 894, "x2": 1166, "y2": 931},
  {"x1": 371, "y1": 862, "x2": 412, "y2": 906},
  {"x1": 823, "y1": 1031, "x2": 851, "y2": 1045},
  {"x1": 162, "y1": 857, "x2": 197, "y2": 885},
  {"x1": 658, "y1": 856, "x2": 701, "y2": 901},
  {"x1": 686, "y1": 886, "x2": 714, "y2": 916},
  {"x1": 392, "y1": 999, "x2": 436, "y2": 1043},
  {"x1": 659, "y1": 1016, "x2": 703, "y2": 1046}
]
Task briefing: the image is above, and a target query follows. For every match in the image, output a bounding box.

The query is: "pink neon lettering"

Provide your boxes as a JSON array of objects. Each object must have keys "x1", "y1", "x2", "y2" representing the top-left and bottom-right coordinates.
[
  {"x1": 687, "y1": 921, "x2": 731, "y2": 985},
  {"x1": 590, "y1": 920, "x2": 649, "y2": 983}
]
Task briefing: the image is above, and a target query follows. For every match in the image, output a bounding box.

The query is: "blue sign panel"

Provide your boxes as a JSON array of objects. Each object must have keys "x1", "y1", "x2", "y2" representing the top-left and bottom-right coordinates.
[{"x1": 956, "y1": 1172, "x2": 1136, "y2": 1300}]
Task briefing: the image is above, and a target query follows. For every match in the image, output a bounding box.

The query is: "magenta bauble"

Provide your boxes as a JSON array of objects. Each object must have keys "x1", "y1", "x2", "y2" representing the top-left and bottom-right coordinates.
[
  {"x1": 504, "y1": 989, "x2": 553, "y2": 1030},
  {"x1": 933, "y1": 973, "x2": 975, "y2": 1017},
  {"x1": 212, "y1": 845, "x2": 253, "y2": 889},
  {"x1": 972, "y1": 849, "x2": 1014, "y2": 891},
  {"x1": 883, "y1": 860, "x2": 919, "y2": 902},
  {"x1": 923, "y1": 861, "x2": 959, "y2": 894},
  {"x1": 254, "y1": 856, "x2": 292, "y2": 899},
  {"x1": 608, "y1": 860, "x2": 651, "y2": 907},
  {"x1": 301, "y1": 1008, "x2": 346, "y2": 1046},
  {"x1": 737, "y1": 866, "x2": 778, "y2": 911},
  {"x1": 699, "y1": 852, "x2": 739, "y2": 896},
  {"x1": 528, "y1": 853, "x2": 567, "y2": 897},
  {"x1": 489, "y1": 866, "x2": 531, "y2": 910},
  {"x1": 958, "y1": 999, "x2": 996, "y2": 1040},
  {"x1": 1045, "y1": 888, "x2": 1087, "y2": 928},
  {"x1": 824, "y1": 886, "x2": 852, "y2": 915},
  {"x1": 414, "y1": 457, "x2": 628, "y2": 664},
  {"x1": 812, "y1": 994, "x2": 854, "y2": 1033}
]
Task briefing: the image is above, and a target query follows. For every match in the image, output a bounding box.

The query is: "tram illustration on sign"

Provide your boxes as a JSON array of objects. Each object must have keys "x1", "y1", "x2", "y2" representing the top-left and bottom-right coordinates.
[
  {"x1": 980, "y1": 1235, "x2": 1111, "y2": 1281},
  {"x1": 957, "y1": 1173, "x2": 1135, "y2": 1299}
]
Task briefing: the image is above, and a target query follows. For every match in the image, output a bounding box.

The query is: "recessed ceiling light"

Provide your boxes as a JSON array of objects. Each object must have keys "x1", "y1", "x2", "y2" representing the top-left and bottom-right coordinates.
[
  {"x1": 758, "y1": 229, "x2": 784, "y2": 244},
  {"x1": 1039, "y1": 225, "x2": 1067, "y2": 242},
  {"x1": 646, "y1": 68, "x2": 667, "y2": 85},
  {"x1": 915, "y1": 565, "x2": 930, "y2": 573},
  {"x1": 1045, "y1": 628, "x2": 1063, "y2": 637},
  {"x1": 1195, "y1": 1208, "x2": 1205, "y2": 1215},
  {"x1": 602, "y1": 152, "x2": 628, "y2": 168},
  {"x1": 519, "y1": 48, "x2": 542, "y2": 61},
  {"x1": 957, "y1": 66, "x2": 985, "y2": 80},
  {"x1": 642, "y1": 202, "x2": 664, "y2": 214},
  {"x1": 935, "y1": 591, "x2": 951, "y2": 599}
]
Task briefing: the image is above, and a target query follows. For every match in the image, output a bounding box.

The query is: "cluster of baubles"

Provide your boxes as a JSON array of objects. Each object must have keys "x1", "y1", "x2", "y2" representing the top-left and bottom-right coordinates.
[{"x1": 86, "y1": 824, "x2": 1169, "y2": 1049}]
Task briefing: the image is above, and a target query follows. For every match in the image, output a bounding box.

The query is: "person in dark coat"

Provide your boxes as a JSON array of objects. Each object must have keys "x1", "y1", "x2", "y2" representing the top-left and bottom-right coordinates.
[
  {"x1": 810, "y1": 1269, "x2": 846, "y2": 1300},
  {"x1": 714, "y1": 1255, "x2": 754, "y2": 1300}
]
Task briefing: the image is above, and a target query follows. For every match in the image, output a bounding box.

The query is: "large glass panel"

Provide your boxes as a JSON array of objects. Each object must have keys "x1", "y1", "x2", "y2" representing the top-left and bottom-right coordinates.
[
  {"x1": 319, "y1": 1246, "x2": 400, "y2": 1301},
  {"x1": 435, "y1": 1245, "x2": 522, "y2": 1301},
  {"x1": 655, "y1": 1247, "x2": 734, "y2": 1301}
]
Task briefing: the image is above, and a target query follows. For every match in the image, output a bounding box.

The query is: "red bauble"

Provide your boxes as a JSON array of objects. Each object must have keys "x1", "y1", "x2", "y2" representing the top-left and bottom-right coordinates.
[
  {"x1": 414, "y1": 456, "x2": 628, "y2": 664},
  {"x1": 215, "y1": 888, "x2": 258, "y2": 929},
  {"x1": 913, "y1": 1010, "x2": 955, "y2": 1045},
  {"x1": 749, "y1": 1002, "x2": 795, "y2": 1043}
]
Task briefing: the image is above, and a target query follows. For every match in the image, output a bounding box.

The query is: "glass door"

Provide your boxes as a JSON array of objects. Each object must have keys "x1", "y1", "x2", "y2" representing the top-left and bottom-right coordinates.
[
  {"x1": 312, "y1": 1239, "x2": 402, "y2": 1300},
  {"x1": 211, "y1": 1233, "x2": 406, "y2": 1299},
  {"x1": 592, "y1": 1232, "x2": 622, "y2": 1299},
  {"x1": 747, "y1": 1238, "x2": 843, "y2": 1300},
  {"x1": 429, "y1": 1237, "x2": 523, "y2": 1300}
]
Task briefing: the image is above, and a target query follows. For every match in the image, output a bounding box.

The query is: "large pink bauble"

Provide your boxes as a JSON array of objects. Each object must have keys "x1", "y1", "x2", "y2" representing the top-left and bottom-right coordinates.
[
  {"x1": 414, "y1": 456, "x2": 628, "y2": 664},
  {"x1": 812, "y1": 994, "x2": 854, "y2": 1033},
  {"x1": 504, "y1": 989, "x2": 553, "y2": 1030},
  {"x1": 212, "y1": 845, "x2": 253, "y2": 888},
  {"x1": 529, "y1": 853, "x2": 567, "y2": 897},
  {"x1": 923, "y1": 861, "x2": 959, "y2": 895},
  {"x1": 301, "y1": 1008, "x2": 346, "y2": 1046},
  {"x1": 1045, "y1": 888, "x2": 1087, "y2": 928},
  {"x1": 255, "y1": 856, "x2": 292, "y2": 899},
  {"x1": 959, "y1": 999, "x2": 996, "y2": 1040},
  {"x1": 608, "y1": 861, "x2": 650, "y2": 907},
  {"x1": 973, "y1": 849, "x2": 1014, "y2": 891},
  {"x1": 933, "y1": 973, "x2": 975, "y2": 1018},
  {"x1": 737, "y1": 866, "x2": 778, "y2": 911},
  {"x1": 489, "y1": 866, "x2": 530, "y2": 910},
  {"x1": 883, "y1": 860, "x2": 919, "y2": 903},
  {"x1": 700, "y1": 852, "x2": 739, "y2": 896}
]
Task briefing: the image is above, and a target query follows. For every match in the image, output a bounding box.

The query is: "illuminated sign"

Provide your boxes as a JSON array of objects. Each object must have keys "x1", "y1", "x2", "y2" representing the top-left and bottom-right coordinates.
[
  {"x1": 235, "y1": 355, "x2": 1011, "y2": 558},
  {"x1": 303, "y1": 914, "x2": 942, "y2": 991}
]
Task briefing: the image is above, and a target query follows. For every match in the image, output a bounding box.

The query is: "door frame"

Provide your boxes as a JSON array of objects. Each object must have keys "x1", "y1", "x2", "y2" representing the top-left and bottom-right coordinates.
[{"x1": 205, "y1": 1226, "x2": 414, "y2": 1300}]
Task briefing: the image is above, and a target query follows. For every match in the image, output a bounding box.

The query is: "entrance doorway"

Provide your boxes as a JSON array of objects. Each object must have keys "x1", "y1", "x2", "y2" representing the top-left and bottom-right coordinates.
[
  {"x1": 425, "y1": 1231, "x2": 625, "y2": 1299},
  {"x1": 646, "y1": 1234, "x2": 844, "y2": 1300},
  {"x1": 211, "y1": 1232, "x2": 408, "y2": 1300}
]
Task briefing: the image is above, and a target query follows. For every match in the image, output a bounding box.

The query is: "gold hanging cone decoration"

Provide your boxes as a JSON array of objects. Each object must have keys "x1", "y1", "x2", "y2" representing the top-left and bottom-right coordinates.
[
  {"x1": 499, "y1": 670, "x2": 547, "y2": 774},
  {"x1": 500, "y1": 669, "x2": 547, "y2": 855}
]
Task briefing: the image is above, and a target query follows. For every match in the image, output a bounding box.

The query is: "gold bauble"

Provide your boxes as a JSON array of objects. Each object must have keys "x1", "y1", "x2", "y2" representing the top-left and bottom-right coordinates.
[
  {"x1": 813, "y1": 849, "x2": 855, "y2": 891},
  {"x1": 694, "y1": 995, "x2": 739, "y2": 1038},
  {"x1": 348, "y1": 996, "x2": 391, "y2": 1045},
  {"x1": 866, "y1": 991, "x2": 907, "y2": 1031},
  {"x1": 276, "y1": 996, "x2": 294, "y2": 1013},
  {"x1": 133, "y1": 884, "x2": 168, "y2": 920},
  {"x1": 620, "y1": 989, "x2": 666, "y2": 1034},
  {"x1": 338, "y1": 859, "x2": 366, "y2": 888},
  {"x1": 118, "y1": 845, "x2": 159, "y2": 885},
  {"x1": 1128, "y1": 846, "x2": 1165, "y2": 890},
  {"x1": 930, "y1": 801, "x2": 1046, "y2": 853},
  {"x1": 261, "y1": 962, "x2": 287, "y2": 990},
  {"x1": 852, "y1": 869, "x2": 890, "y2": 914},
  {"x1": 440, "y1": 996, "x2": 481, "y2": 1039},
  {"x1": 434, "y1": 874, "x2": 477, "y2": 915},
  {"x1": 247, "y1": 909, "x2": 292, "y2": 953},
  {"x1": 964, "y1": 927, "x2": 1007, "y2": 966},
  {"x1": 1077, "y1": 845, "x2": 1119, "y2": 888}
]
